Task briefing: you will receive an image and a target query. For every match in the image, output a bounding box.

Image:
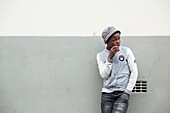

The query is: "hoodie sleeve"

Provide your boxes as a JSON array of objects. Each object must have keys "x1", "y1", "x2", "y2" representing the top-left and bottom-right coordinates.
[
  {"x1": 96, "y1": 53, "x2": 113, "y2": 79},
  {"x1": 124, "y1": 48, "x2": 138, "y2": 95}
]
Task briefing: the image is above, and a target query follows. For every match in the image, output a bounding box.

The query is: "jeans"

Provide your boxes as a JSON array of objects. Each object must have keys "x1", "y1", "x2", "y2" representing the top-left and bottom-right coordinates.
[{"x1": 101, "y1": 91, "x2": 129, "y2": 113}]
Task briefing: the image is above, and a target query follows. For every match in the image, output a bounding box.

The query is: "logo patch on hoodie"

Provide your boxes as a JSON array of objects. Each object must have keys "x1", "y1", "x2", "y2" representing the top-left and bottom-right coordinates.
[{"x1": 119, "y1": 55, "x2": 125, "y2": 61}]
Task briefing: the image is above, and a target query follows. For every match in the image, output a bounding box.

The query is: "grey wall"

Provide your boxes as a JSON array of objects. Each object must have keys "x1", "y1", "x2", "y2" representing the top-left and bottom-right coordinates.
[{"x1": 0, "y1": 36, "x2": 170, "y2": 113}]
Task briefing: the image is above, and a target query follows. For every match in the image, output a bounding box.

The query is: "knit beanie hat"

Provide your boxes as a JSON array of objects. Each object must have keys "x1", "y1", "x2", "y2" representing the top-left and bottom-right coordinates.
[{"x1": 102, "y1": 26, "x2": 121, "y2": 43}]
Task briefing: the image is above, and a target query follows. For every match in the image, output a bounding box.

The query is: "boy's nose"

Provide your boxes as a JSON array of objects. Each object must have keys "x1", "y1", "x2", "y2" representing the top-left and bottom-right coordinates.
[{"x1": 116, "y1": 39, "x2": 120, "y2": 44}]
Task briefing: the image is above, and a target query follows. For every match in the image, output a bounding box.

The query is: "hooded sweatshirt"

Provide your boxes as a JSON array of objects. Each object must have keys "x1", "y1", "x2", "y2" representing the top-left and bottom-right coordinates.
[{"x1": 96, "y1": 46, "x2": 138, "y2": 95}]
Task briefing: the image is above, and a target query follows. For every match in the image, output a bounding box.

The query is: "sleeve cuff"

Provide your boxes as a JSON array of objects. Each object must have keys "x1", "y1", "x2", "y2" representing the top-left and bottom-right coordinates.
[
  {"x1": 106, "y1": 58, "x2": 114, "y2": 63},
  {"x1": 124, "y1": 89, "x2": 132, "y2": 95}
]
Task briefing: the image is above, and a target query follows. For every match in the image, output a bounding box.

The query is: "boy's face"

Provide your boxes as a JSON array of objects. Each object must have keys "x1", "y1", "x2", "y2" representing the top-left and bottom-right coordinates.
[{"x1": 106, "y1": 33, "x2": 121, "y2": 49}]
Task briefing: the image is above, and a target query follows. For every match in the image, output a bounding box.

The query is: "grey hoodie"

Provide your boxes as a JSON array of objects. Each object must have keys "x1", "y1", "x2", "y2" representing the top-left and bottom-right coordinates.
[{"x1": 96, "y1": 46, "x2": 138, "y2": 95}]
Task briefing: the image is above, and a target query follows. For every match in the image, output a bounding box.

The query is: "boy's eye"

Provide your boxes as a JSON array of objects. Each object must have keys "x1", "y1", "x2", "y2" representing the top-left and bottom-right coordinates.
[{"x1": 112, "y1": 39, "x2": 117, "y2": 41}]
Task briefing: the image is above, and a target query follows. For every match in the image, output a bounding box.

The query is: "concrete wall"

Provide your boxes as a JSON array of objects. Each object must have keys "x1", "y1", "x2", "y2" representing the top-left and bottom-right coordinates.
[
  {"x1": 0, "y1": 36, "x2": 170, "y2": 113},
  {"x1": 0, "y1": 0, "x2": 170, "y2": 36}
]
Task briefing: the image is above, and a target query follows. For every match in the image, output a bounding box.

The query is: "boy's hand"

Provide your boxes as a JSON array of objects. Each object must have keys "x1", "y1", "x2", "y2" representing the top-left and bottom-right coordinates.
[{"x1": 108, "y1": 46, "x2": 119, "y2": 59}]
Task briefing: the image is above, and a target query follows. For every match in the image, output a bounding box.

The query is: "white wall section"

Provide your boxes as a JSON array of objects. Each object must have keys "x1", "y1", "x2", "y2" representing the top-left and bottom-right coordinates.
[{"x1": 0, "y1": 0, "x2": 170, "y2": 36}]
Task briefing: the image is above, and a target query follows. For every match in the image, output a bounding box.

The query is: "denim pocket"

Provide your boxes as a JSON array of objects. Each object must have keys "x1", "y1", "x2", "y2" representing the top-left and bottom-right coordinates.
[{"x1": 121, "y1": 92, "x2": 130, "y2": 101}]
